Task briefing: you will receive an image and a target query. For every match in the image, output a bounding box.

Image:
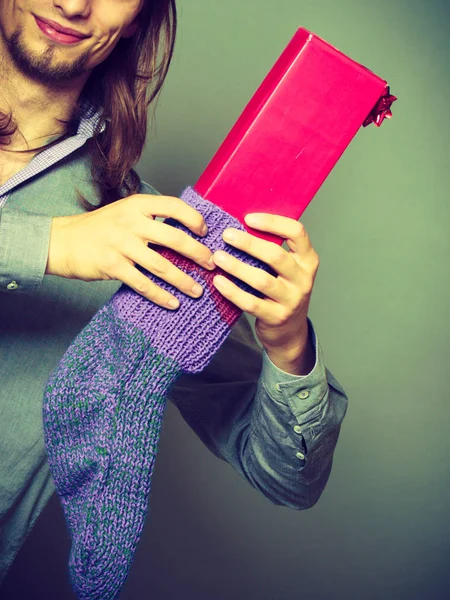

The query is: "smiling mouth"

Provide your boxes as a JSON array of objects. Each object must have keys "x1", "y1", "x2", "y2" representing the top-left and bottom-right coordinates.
[{"x1": 34, "y1": 15, "x2": 89, "y2": 45}]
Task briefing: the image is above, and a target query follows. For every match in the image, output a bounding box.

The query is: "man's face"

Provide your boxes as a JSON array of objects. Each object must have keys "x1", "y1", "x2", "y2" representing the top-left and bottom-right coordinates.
[{"x1": 0, "y1": 0, "x2": 144, "y2": 84}]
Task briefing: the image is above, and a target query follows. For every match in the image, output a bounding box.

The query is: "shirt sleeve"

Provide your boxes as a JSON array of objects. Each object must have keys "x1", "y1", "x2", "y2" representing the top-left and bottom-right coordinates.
[
  {"x1": 0, "y1": 206, "x2": 52, "y2": 293},
  {"x1": 139, "y1": 181, "x2": 162, "y2": 196},
  {"x1": 168, "y1": 313, "x2": 349, "y2": 510}
]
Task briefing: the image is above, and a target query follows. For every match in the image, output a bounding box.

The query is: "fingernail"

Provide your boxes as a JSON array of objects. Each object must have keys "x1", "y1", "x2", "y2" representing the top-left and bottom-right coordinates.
[
  {"x1": 214, "y1": 251, "x2": 226, "y2": 264},
  {"x1": 168, "y1": 298, "x2": 179, "y2": 309},
  {"x1": 191, "y1": 283, "x2": 203, "y2": 297},
  {"x1": 245, "y1": 214, "x2": 259, "y2": 226},
  {"x1": 201, "y1": 224, "x2": 208, "y2": 236},
  {"x1": 223, "y1": 229, "x2": 235, "y2": 242}
]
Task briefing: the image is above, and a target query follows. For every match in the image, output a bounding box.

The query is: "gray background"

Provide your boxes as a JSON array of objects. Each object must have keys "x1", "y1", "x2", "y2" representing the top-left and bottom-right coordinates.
[{"x1": 2, "y1": 0, "x2": 449, "y2": 598}]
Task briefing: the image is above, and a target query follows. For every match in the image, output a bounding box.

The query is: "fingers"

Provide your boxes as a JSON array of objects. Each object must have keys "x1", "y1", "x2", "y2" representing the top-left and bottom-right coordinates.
[
  {"x1": 221, "y1": 228, "x2": 299, "y2": 279},
  {"x1": 113, "y1": 260, "x2": 182, "y2": 310},
  {"x1": 138, "y1": 219, "x2": 214, "y2": 270},
  {"x1": 125, "y1": 238, "x2": 209, "y2": 306},
  {"x1": 213, "y1": 250, "x2": 285, "y2": 302},
  {"x1": 136, "y1": 194, "x2": 208, "y2": 238},
  {"x1": 107, "y1": 194, "x2": 216, "y2": 306},
  {"x1": 244, "y1": 213, "x2": 313, "y2": 255}
]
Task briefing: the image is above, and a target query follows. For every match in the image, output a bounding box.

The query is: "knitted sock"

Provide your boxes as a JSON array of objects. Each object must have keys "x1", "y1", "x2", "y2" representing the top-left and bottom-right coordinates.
[{"x1": 42, "y1": 186, "x2": 272, "y2": 600}]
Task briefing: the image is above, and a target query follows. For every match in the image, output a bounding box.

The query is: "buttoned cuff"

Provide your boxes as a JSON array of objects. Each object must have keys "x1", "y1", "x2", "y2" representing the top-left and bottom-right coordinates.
[
  {"x1": 260, "y1": 316, "x2": 329, "y2": 417},
  {"x1": 0, "y1": 206, "x2": 52, "y2": 293}
]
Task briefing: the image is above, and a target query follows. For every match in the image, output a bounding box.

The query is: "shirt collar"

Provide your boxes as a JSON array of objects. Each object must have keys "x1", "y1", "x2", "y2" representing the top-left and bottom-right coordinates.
[
  {"x1": 76, "y1": 96, "x2": 106, "y2": 139},
  {"x1": 0, "y1": 97, "x2": 106, "y2": 203}
]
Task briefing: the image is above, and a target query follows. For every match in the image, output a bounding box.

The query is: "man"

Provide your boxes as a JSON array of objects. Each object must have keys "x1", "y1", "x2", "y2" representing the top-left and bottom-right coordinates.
[{"x1": 0, "y1": 0, "x2": 349, "y2": 588}]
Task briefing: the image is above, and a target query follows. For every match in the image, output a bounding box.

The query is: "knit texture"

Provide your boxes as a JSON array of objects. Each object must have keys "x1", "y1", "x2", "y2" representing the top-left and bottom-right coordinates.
[{"x1": 42, "y1": 186, "x2": 272, "y2": 599}]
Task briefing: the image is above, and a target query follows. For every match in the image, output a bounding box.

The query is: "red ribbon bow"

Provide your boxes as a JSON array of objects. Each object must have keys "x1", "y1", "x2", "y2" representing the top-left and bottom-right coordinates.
[{"x1": 363, "y1": 86, "x2": 397, "y2": 127}]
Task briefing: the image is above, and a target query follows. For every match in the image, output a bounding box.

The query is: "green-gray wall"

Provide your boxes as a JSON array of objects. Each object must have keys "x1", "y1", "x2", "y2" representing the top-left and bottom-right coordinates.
[{"x1": 4, "y1": 1, "x2": 448, "y2": 598}]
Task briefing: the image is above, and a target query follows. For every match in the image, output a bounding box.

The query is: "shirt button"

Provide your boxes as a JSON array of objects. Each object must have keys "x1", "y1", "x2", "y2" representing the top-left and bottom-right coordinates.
[
  {"x1": 275, "y1": 383, "x2": 282, "y2": 392},
  {"x1": 297, "y1": 390, "x2": 310, "y2": 399},
  {"x1": 296, "y1": 451, "x2": 305, "y2": 460},
  {"x1": 293, "y1": 425, "x2": 302, "y2": 434},
  {"x1": 6, "y1": 280, "x2": 19, "y2": 290}
]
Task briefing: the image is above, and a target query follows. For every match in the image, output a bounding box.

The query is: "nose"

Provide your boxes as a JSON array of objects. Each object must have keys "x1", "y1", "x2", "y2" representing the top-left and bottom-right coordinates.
[{"x1": 52, "y1": 0, "x2": 91, "y2": 19}]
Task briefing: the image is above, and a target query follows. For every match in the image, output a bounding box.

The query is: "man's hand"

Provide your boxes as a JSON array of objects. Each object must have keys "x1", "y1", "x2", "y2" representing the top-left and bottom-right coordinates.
[
  {"x1": 46, "y1": 194, "x2": 215, "y2": 309},
  {"x1": 211, "y1": 213, "x2": 320, "y2": 375}
]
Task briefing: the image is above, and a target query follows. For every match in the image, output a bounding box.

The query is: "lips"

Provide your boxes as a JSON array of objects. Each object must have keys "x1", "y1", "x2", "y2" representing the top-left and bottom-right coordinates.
[{"x1": 34, "y1": 15, "x2": 89, "y2": 44}]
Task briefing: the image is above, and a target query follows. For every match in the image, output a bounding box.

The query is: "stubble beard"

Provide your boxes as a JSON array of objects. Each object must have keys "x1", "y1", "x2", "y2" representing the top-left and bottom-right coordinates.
[{"x1": 6, "y1": 25, "x2": 92, "y2": 85}]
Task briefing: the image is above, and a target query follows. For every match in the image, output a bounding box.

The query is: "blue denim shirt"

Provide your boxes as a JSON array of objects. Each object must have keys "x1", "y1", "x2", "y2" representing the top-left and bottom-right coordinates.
[{"x1": 0, "y1": 105, "x2": 348, "y2": 584}]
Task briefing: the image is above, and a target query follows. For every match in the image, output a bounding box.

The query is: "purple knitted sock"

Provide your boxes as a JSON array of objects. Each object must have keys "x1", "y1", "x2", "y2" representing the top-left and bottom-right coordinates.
[{"x1": 42, "y1": 187, "x2": 271, "y2": 599}]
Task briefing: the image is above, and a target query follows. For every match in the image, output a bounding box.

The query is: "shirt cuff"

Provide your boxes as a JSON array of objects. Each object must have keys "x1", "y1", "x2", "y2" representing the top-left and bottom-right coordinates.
[
  {"x1": 260, "y1": 316, "x2": 330, "y2": 416},
  {"x1": 0, "y1": 206, "x2": 52, "y2": 293}
]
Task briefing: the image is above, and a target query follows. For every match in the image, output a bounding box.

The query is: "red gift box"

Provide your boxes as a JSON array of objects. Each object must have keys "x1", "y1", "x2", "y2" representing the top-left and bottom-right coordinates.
[{"x1": 195, "y1": 27, "x2": 397, "y2": 244}]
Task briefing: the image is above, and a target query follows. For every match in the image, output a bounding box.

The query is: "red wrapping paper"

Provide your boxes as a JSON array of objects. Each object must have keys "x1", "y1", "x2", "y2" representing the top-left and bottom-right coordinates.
[{"x1": 195, "y1": 27, "x2": 397, "y2": 244}]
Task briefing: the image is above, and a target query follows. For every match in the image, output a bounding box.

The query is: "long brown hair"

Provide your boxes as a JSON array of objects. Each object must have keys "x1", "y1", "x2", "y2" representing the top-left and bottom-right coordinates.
[{"x1": 1, "y1": 0, "x2": 177, "y2": 209}]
